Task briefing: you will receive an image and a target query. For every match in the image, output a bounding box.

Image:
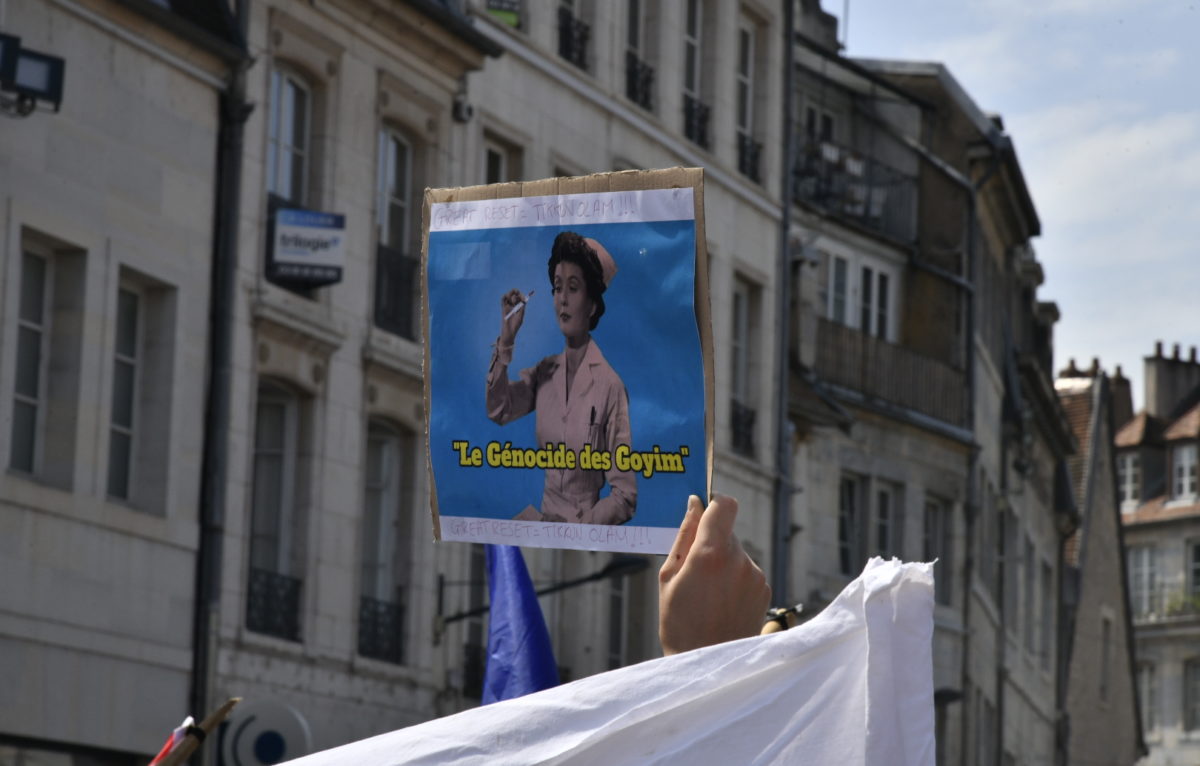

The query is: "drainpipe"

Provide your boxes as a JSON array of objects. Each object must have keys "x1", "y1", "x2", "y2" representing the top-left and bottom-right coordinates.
[
  {"x1": 770, "y1": 0, "x2": 797, "y2": 604},
  {"x1": 191, "y1": 0, "x2": 251, "y2": 748}
]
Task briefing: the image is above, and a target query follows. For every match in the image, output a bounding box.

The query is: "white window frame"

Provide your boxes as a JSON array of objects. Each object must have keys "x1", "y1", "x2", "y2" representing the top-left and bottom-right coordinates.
[
  {"x1": 874, "y1": 482, "x2": 902, "y2": 560},
  {"x1": 11, "y1": 249, "x2": 52, "y2": 475},
  {"x1": 1117, "y1": 450, "x2": 1140, "y2": 508},
  {"x1": 838, "y1": 474, "x2": 864, "y2": 576},
  {"x1": 1173, "y1": 442, "x2": 1198, "y2": 499},
  {"x1": 267, "y1": 66, "x2": 312, "y2": 206},
  {"x1": 1138, "y1": 661, "x2": 1158, "y2": 733},
  {"x1": 823, "y1": 248, "x2": 900, "y2": 342},
  {"x1": 362, "y1": 422, "x2": 408, "y2": 602},
  {"x1": 682, "y1": 0, "x2": 703, "y2": 100},
  {"x1": 735, "y1": 22, "x2": 755, "y2": 137},
  {"x1": 1127, "y1": 544, "x2": 1159, "y2": 618},
  {"x1": 377, "y1": 127, "x2": 413, "y2": 253},
  {"x1": 107, "y1": 285, "x2": 142, "y2": 500},
  {"x1": 923, "y1": 497, "x2": 953, "y2": 606},
  {"x1": 483, "y1": 133, "x2": 520, "y2": 185},
  {"x1": 250, "y1": 383, "x2": 300, "y2": 576}
]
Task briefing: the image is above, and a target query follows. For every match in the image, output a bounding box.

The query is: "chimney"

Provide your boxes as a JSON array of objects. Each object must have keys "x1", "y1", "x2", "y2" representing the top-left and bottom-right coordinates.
[
  {"x1": 1192, "y1": 346, "x2": 1198, "y2": 363},
  {"x1": 1110, "y1": 365, "x2": 1134, "y2": 430},
  {"x1": 1145, "y1": 340, "x2": 1200, "y2": 419},
  {"x1": 1058, "y1": 358, "x2": 1083, "y2": 378},
  {"x1": 1088, "y1": 357, "x2": 1100, "y2": 377}
]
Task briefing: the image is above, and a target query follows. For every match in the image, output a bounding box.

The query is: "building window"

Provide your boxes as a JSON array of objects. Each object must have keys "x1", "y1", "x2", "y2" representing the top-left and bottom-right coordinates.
[
  {"x1": 483, "y1": 133, "x2": 522, "y2": 185},
  {"x1": 266, "y1": 66, "x2": 312, "y2": 206},
  {"x1": 804, "y1": 104, "x2": 836, "y2": 143},
  {"x1": 839, "y1": 475, "x2": 865, "y2": 576},
  {"x1": 607, "y1": 563, "x2": 629, "y2": 670},
  {"x1": 1040, "y1": 561, "x2": 1053, "y2": 670},
  {"x1": 1099, "y1": 616, "x2": 1112, "y2": 702},
  {"x1": 735, "y1": 22, "x2": 761, "y2": 183},
  {"x1": 12, "y1": 251, "x2": 49, "y2": 475},
  {"x1": 875, "y1": 483, "x2": 902, "y2": 559},
  {"x1": 1137, "y1": 662, "x2": 1158, "y2": 733},
  {"x1": 923, "y1": 497, "x2": 952, "y2": 605},
  {"x1": 1127, "y1": 544, "x2": 1159, "y2": 618},
  {"x1": 682, "y1": 0, "x2": 710, "y2": 148},
  {"x1": 625, "y1": 0, "x2": 654, "y2": 110},
  {"x1": 374, "y1": 127, "x2": 419, "y2": 340},
  {"x1": 463, "y1": 544, "x2": 487, "y2": 698},
  {"x1": 9, "y1": 236, "x2": 84, "y2": 487},
  {"x1": 358, "y1": 421, "x2": 415, "y2": 664},
  {"x1": 1023, "y1": 536, "x2": 1036, "y2": 653},
  {"x1": 1191, "y1": 541, "x2": 1200, "y2": 599},
  {"x1": 730, "y1": 276, "x2": 760, "y2": 457},
  {"x1": 246, "y1": 381, "x2": 306, "y2": 642},
  {"x1": 822, "y1": 251, "x2": 898, "y2": 342},
  {"x1": 1173, "y1": 442, "x2": 1198, "y2": 499},
  {"x1": 1117, "y1": 451, "x2": 1140, "y2": 507},
  {"x1": 557, "y1": 0, "x2": 590, "y2": 71},
  {"x1": 1186, "y1": 659, "x2": 1200, "y2": 731},
  {"x1": 107, "y1": 288, "x2": 139, "y2": 500}
]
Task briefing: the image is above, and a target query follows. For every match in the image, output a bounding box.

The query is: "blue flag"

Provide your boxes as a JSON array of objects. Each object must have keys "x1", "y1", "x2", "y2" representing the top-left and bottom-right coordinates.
[{"x1": 482, "y1": 544, "x2": 560, "y2": 704}]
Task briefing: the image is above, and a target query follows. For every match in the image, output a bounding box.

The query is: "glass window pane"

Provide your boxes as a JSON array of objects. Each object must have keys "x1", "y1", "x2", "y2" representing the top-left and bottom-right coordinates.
[
  {"x1": 256, "y1": 400, "x2": 285, "y2": 451},
  {"x1": 627, "y1": 0, "x2": 640, "y2": 50},
  {"x1": 111, "y1": 359, "x2": 136, "y2": 429},
  {"x1": 860, "y1": 267, "x2": 873, "y2": 330},
  {"x1": 289, "y1": 151, "x2": 305, "y2": 205},
  {"x1": 10, "y1": 400, "x2": 36, "y2": 472},
  {"x1": 250, "y1": 452, "x2": 283, "y2": 570},
  {"x1": 15, "y1": 325, "x2": 42, "y2": 399},
  {"x1": 739, "y1": 29, "x2": 751, "y2": 76},
  {"x1": 684, "y1": 45, "x2": 696, "y2": 93},
  {"x1": 387, "y1": 203, "x2": 407, "y2": 251},
  {"x1": 116, "y1": 289, "x2": 139, "y2": 359},
  {"x1": 737, "y1": 82, "x2": 749, "y2": 130},
  {"x1": 877, "y1": 273, "x2": 890, "y2": 338},
  {"x1": 686, "y1": 0, "x2": 698, "y2": 35},
  {"x1": 20, "y1": 253, "x2": 46, "y2": 323},
  {"x1": 107, "y1": 430, "x2": 131, "y2": 499},
  {"x1": 291, "y1": 81, "x2": 308, "y2": 149}
]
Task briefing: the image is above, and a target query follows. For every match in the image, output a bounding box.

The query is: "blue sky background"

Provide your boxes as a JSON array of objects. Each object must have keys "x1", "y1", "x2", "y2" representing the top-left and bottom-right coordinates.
[
  {"x1": 427, "y1": 218, "x2": 706, "y2": 528},
  {"x1": 835, "y1": 0, "x2": 1200, "y2": 407}
]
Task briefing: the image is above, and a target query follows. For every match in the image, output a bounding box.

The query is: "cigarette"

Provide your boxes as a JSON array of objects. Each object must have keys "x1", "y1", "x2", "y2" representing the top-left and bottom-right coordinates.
[{"x1": 503, "y1": 289, "x2": 535, "y2": 320}]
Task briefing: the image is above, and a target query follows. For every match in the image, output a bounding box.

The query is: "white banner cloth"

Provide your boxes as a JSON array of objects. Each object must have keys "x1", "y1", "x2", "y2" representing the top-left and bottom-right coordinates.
[{"x1": 284, "y1": 558, "x2": 935, "y2": 765}]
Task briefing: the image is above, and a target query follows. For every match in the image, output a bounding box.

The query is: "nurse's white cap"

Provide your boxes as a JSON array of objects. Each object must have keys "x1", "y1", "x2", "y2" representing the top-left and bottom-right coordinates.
[{"x1": 584, "y1": 237, "x2": 618, "y2": 287}]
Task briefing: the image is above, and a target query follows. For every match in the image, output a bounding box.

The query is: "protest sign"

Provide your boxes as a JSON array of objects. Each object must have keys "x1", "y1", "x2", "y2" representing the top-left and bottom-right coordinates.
[{"x1": 422, "y1": 168, "x2": 712, "y2": 554}]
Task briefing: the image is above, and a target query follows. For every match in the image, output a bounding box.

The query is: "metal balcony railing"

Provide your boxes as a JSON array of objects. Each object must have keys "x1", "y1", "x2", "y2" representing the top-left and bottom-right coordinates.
[
  {"x1": 358, "y1": 595, "x2": 405, "y2": 664},
  {"x1": 625, "y1": 51, "x2": 654, "y2": 110},
  {"x1": 731, "y1": 398, "x2": 757, "y2": 457},
  {"x1": 246, "y1": 567, "x2": 302, "y2": 641},
  {"x1": 375, "y1": 243, "x2": 418, "y2": 340},
  {"x1": 792, "y1": 136, "x2": 917, "y2": 245},
  {"x1": 683, "y1": 94, "x2": 711, "y2": 149},
  {"x1": 1131, "y1": 588, "x2": 1200, "y2": 622},
  {"x1": 557, "y1": 6, "x2": 590, "y2": 70},
  {"x1": 737, "y1": 131, "x2": 762, "y2": 183},
  {"x1": 815, "y1": 317, "x2": 966, "y2": 428}
]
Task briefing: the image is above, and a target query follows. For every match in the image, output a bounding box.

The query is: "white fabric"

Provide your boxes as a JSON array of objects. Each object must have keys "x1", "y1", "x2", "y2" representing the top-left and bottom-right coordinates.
[{"x1": 284, "y1": 558, "x2": 935, "y2": 766}]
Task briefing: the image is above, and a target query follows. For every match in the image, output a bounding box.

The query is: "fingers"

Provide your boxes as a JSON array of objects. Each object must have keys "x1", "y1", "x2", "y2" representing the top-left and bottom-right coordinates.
[
  {"x1": 693, "y1": 494, "x2": 739, "y2": 551},
  {"x1": 660, "y1": 495, "x2": 704, "y2": 579}
]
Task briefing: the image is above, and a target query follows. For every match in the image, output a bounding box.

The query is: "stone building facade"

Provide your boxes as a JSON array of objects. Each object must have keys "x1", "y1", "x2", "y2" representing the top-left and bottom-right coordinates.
[
  {"x1": 0, "y1": 0, "x2": 241, "y2": 761},
  {"x1": 0, "y1": 0, "x2": 1090, "y2": 762},
  {"x1": 1115, "y1": 343, "x2": 1200, "y2": 766}
]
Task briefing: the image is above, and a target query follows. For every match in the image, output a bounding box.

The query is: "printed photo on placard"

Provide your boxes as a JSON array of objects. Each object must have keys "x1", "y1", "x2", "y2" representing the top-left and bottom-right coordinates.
[{"x1": 425, "y1": 186, "x2": 705, "y2": 554}]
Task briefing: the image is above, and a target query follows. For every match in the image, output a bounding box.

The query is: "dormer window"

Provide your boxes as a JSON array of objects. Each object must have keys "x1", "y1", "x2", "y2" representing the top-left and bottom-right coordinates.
[
  {"x1": 1174, "y1": 442, "x2": 1198, "y2": 499},
  {"x1": 1117, "y1": 451, "x2": 1141, "y2": 508}
]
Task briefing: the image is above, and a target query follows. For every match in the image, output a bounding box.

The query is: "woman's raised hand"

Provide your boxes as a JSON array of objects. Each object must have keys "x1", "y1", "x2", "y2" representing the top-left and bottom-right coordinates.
[{"x1": 499, "y1": 288, "x2": 527, "y2": 345}]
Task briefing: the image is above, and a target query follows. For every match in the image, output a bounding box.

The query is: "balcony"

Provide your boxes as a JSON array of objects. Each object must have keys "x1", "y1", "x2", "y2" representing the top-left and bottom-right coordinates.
[
  {"x1": 731, "y1": 398, "x2": 757, "y2": 457},
  {"x1": 246, "y1": 568, "x2": 302, "y2": 641},
  {"x1": 625, "y1": 51, "x2": 654, "y2": 110},
  {"x1": 792, "y1": 137, "x2": 917, "y2": 245},
  {"x1": 683, "y1": 94, "x2": 710, "y2": 149},
  {"x1": 815, "y1": 317, "x2": 966, "y2": 429},
  {"x1": 358, "y1": 595, "x2": 405, "y2": 664},
  {"x1": 375, "y1": 243, "x2": 418, "y2": 340},
  {"x1": 557, "y1": 5, "x2": 590, "y2": 70},
  {"x1": 1132, "y1": 588, "x2": 1200, "y2": 624},
  {"x1": 737, "y1": 131, "x2": 762, "y2": 183}
]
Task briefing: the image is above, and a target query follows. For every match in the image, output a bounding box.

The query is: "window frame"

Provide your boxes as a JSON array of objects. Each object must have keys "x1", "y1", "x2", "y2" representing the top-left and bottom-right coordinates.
[
  {"x1": 376, "y1": 126, "x2": 413, "y2": 254},
  {"x1": 822, "y1": 249, "x2": 900, "y2": 342},
  {"x1": 1127, "y1": 544, "x2": 1159, "y2": 618},
  {"x1": 1173, "y1": 442, "x2": 1198, "y2": 499},
  {"x1": 11, "y1": 249, "x2": 52, "y2": 475},
  {"x1": 1117, "y1": 450, "x2": 1141, "y2": 507},
  {"x1": 923, "y1": 496, "x2": 953, "y2": 606},
  {"x1": 682, "y1": 0, "x2": 703, "y2": 101},
  {"x1": 729, "y1": 275, "x2": 761, "y2": 457},
  {"x1": 106, "y1": 285, "x2": 142, "y2": 501},
  {"x1": 266, "y1": 65, "x2": 313, "y2": 207},
  {"x1": 735, "y1": 22, "x2": 755, "y2": 137},
  {"x1": 249, "y1": 382, "x2": 301, "y2": 576}
]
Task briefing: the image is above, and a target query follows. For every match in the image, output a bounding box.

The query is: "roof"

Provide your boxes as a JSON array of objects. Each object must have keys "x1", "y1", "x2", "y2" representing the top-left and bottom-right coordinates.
[
  {"x1": 1163, "y1": 401, "x2": 1200, "y2": 441},
  {"x1": 1058, "y1": 382, "x2": 1095, "y2": 567},
  {"x1": 856, "y1": 58, "x2": 1041, "y2": 237},
  {"x1": 1114, "y1": 411, "x2": 1165, "y2": 448},
  {"x1": 118, "y1": 0, "x2": 247, "y2": 62},
  {"x1": 1122, "y1": 495, "x2": 1200, "y2": 526}
]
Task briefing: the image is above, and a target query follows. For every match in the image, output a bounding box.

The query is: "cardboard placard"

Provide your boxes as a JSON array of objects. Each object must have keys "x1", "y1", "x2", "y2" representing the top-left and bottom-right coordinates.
[{"x1": 422, "y1": 168, "x2": 711, "y2": 553}]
